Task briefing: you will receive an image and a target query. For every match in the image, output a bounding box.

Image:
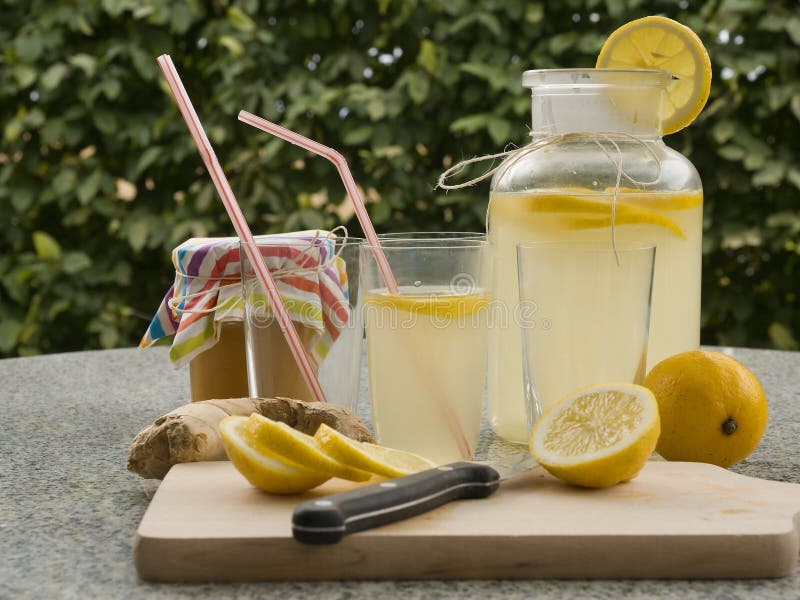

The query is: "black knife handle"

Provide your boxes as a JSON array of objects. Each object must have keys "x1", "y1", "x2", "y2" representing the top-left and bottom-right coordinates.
[{"x1": 292, "y1": 462, "x2": 500, "y2": 545}]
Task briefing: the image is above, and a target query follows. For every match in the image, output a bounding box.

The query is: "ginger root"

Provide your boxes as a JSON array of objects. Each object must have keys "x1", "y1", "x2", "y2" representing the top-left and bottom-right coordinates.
[{"x1": 128, "y1": 397, "x2": 374, "y2": 479}]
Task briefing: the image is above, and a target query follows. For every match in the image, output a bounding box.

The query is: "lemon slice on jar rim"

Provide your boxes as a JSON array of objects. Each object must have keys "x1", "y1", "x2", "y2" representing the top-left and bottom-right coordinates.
[{"x1": 596, "y1": 15, "x2": 712, "y2": 135}]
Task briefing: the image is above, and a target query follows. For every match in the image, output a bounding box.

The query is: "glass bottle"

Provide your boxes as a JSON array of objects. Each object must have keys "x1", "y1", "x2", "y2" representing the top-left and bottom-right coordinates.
[{"x1": 487, "y1": 69, "x2": 703, "y2": 443}]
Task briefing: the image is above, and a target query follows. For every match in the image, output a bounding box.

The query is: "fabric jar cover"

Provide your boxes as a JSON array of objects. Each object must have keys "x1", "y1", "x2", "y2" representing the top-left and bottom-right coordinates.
[{"x1": 140, "y1": 231, "x2": 350, "y2": 369}]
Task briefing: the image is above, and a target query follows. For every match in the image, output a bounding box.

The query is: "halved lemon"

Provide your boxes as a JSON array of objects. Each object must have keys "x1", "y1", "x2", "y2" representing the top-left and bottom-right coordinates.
[
  {"x1": 246, "y1": 414, "x2": 372, "y2": 482},
  {"x1": 529, "y1": 383, "x2": 660, "y2": 488},
  {"x1": 315, "y1": 423, "x2": 437, "y2": 478},
  {"x1": 219, "y1": 416, "x2": 331, "y2": 494},
  {"x1": 596, "y1": 16, "x2": 712, "y2": 135}
]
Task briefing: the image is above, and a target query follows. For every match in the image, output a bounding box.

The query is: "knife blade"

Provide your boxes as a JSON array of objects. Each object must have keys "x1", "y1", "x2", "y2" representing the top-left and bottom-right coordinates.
[{"x1": 292, "y1": 452, "x2": 538, "y2": 545}]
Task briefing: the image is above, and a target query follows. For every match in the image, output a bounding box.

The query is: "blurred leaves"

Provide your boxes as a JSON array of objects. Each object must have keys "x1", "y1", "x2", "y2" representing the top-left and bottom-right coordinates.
[{"x1": 0, "y1": 0, "x2": 798, "y2": 356}]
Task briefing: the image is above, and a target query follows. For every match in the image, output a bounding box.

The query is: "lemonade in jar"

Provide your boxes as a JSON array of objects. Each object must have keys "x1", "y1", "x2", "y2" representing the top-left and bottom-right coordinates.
[{"x1": 487, "y1": 67, "x2": 705, "y2": 443}]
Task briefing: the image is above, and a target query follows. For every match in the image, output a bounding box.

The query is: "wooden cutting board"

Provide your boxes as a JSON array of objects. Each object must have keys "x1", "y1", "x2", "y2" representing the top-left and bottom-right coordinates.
[{"x1": 134, "y1": 461, "x2": 800, "y2": 581}]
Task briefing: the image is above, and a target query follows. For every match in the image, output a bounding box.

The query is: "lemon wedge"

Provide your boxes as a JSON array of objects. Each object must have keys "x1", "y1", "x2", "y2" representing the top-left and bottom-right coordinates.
[
  {"x1": 246, "y1": 414, "x2": 372, "y2": 482},
  {"x1": 219, "y1": 416, "x2": 331, "y2": 494},
  {"x1": 315, "y1": 423, "x2": 437, "y2": 478},
  {"x1": 596, "y1": 16, "x2": 712, "y2": 135},
  {"x1": 529, "y1": 383, "x2": 660, "y2": 488}
]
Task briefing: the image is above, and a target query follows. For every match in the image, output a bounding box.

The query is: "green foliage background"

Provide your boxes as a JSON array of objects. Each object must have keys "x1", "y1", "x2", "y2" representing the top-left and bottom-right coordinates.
[{"x1": 1, "y1": 0, "x2": 798, "y2": 356}]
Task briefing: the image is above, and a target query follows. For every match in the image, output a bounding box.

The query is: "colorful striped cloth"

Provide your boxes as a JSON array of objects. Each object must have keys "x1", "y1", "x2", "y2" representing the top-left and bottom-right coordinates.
[{"x1": 140, "y1": 231, "x2": 350, "y2": 369}]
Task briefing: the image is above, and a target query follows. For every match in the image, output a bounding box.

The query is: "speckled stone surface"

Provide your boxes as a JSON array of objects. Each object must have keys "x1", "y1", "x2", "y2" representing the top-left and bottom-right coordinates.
[{"x1": 1, "y1": 346, "x2": 798, "y2": 599}]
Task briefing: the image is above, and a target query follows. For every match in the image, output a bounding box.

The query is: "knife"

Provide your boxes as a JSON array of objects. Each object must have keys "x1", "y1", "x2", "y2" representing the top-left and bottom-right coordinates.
[{"x1": 292, "y1": 452, "x2": 538, "y2": 544}]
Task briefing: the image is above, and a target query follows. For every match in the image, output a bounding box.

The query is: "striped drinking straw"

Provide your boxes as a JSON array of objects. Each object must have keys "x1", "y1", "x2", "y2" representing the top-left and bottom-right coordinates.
[
  {"x1": 156, "y1": 54, "x2": 327, "y2": 404},
  {"x1": 237, "y1": 110, "x2": 399, "y2": 295}
]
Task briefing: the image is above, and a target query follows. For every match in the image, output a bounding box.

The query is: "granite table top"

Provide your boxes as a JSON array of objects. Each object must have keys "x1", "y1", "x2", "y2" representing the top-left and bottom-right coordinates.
[{"x1": 1, "y1": 346, "x2": 798, "y2": 599}]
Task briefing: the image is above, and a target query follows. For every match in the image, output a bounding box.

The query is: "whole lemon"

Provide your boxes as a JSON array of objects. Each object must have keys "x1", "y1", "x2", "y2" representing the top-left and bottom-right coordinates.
[{"x1": 644, "y1": 350, "x2": 768, "y2": 468}]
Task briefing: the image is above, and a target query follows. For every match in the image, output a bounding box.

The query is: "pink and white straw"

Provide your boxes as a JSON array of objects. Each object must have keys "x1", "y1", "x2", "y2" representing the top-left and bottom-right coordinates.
[
  {"x1": 156, "y1": 54, "x2": 327, "y2": 404},
  {"x1": 238, "y1": 110, "x2": 399, "y2": 295}
]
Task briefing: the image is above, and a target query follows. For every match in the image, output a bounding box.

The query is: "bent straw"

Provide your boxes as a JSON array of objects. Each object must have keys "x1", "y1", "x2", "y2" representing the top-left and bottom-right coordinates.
[
  {"x1": 156, "y1": 54, "x2": 327, "y2": 404},
  {"x1": 237, "y1": 110, "x2": 399, "y2": 295},
  {"x1": 238, "y1": 110, "x2": 473, "y2": 459}
]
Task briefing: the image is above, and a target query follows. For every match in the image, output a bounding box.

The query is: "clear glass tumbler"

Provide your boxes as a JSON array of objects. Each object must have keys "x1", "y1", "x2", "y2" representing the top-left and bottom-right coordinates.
[
  {"x1": 517, "y1": 241, "x2": 656, "y2": 428},
  {"x1": 360, "y1": 236, "x2": 490, "y2": 464},
  {"x1": 240, "y1": 235, "x2": 364, "y2": 413}
]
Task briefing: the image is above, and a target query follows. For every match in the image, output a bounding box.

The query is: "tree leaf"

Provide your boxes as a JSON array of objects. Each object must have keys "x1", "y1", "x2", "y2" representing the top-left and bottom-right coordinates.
[
  {"x1": 342, "y1": 126, "x2": 373, "y2": 145},
  {"x1": 757, "y1": 13, "x2": 785, "y2": 32},
  {"x1": 526, "y1": 4, "x2": 544, "y2": 24},
  {"x1": 77, "y1": 171, "x2": 102, "y2": 205},
  {"x1": 92, "y1": 109, "x2": 117, "y2": 134},
  {"x1": 0, "y1": 320, "x2": 22, "y2": 353},
  {"x1": 487, "y1": 117, "x2": 512, "y2": 145},
  {"x1": 418, "y1": 40, "x2": 437, "y2": 74},
  {"x1": 450, "y1": 113, "x2": 490, "y2": 135},
  {"x1": 227, "y1": 7, "x2": 256, "y2": 32},
  {"x1": 787, "y1": 168, "x2": 800, "y2": 190},
  {"x1": 785, "y1": 17, "x2": 800, "y2": 45},
  {"x1": 218, "y1": 35, "x2": 245, "y2": 57},
  {"x1": 768, "y1": 322, "x2": 798, "y2": 351},
  {"x1": 11, "y1": 188, "x2": 34, "y2": 213},
  {"x1": 751, "y1": 162, "x2": 786, "y2": 187},
  {"x1": 711, "y1": 120, "x2": 736, "y2": 144},
  {"x1": 369, "y1": 201, "x2": 391, "y2": 224},
  {"x1": 13, "y1": 65, "x2": 38, "y2": 87},
  {"x1": 791, "y1": 95, "x2": 800, "y2": 122},
  {"x1": 406, "y1": 71, "x2": 430, "y2": 105},
  {"x1": 33, "y1": 231, "x2": 62, "y2": 260},
  {"x1": 62, "y1": 252, "x2": 93, "y2": 274},
  {"x1": 549, "y1": 33, "x2": 577, "y2": 55},
  {"x1": 14, "y1": 34, "x2": 44, "y2": 62},
  {"x1": 68, "y1": 53, "x2": 98, "y2": 78},
  {"x1": 367, "y1": 98, "x2": 386, "y2": 120},
  {"x1": 126, "y1": 221, "x2": 149, "y2": 252},
  {"x1": 766, "y1": 85, "x2": 796, "y2": 112},
  {"x1": 52, "y1": 169, "x2": 77, "y2": 194},
  {"x1": 717, "y1": 145, "x2": 745, "y2": 161},
  {"x1": 170, "y1": 3, "x2": 193, "y2": 34},
  {"x1": 605, "y1": 0, "x2": 625, "y2": 18},
  {"x1": 134, "y1": 147, "x2": 163, "y2": 178},
  {"x1": 40, "y1": 63, "x2": 70, "y2": 90},
  {"x1": 101, "y1": 78, "x2": 122, "y2": 100}
]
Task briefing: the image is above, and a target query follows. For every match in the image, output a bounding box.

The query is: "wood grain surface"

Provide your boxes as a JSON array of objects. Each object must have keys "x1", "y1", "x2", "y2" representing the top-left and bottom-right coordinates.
[{"x1": 134, "y1": 461, "x2": 800, "y2": 581}]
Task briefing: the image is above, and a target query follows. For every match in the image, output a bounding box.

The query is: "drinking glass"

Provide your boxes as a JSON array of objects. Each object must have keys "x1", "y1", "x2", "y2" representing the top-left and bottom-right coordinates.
[
  {"x1": 378, "y1": 231, "x2": 486, "y2": 241},
  {"x1": 360, "y1": 236, "x2": 490, "y2": 464},
  {"x1": 240, "y1": 236, "x2": 364, "y2": 412},
  {"x1": 517, "y1": 242, "x2": 656, "y2": 428}
]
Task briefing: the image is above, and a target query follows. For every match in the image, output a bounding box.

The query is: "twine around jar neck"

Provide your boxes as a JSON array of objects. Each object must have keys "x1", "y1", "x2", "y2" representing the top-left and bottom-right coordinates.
[{"x1": 436, "y1": 132, "x2": 664, "y2": 264}]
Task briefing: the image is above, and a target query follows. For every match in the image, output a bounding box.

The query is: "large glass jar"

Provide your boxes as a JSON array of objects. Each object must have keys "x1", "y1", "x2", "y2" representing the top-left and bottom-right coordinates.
[{"x1": 487, "y1": 69, "x2": 703, "y2": 443}]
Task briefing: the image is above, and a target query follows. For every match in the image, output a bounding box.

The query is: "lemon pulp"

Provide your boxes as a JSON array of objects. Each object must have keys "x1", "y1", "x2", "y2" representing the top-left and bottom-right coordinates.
[{"x1": 529, "y1": 383, "x2": 660, "y2": 488}]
